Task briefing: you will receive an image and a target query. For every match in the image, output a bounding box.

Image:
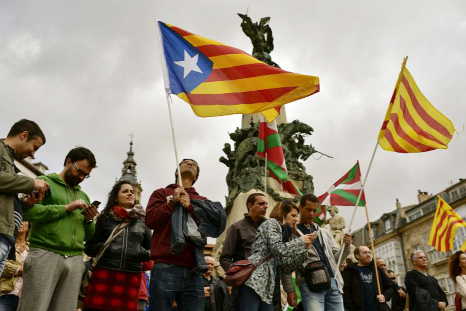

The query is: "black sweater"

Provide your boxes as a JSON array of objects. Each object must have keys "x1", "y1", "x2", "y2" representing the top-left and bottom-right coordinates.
[{"x1": 405, "y1": 269, "x2": 448, "y2": 311}]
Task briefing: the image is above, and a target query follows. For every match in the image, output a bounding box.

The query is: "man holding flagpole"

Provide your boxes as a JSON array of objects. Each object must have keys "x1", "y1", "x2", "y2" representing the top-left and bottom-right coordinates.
[{"x1": 146, "y1": 159, "x2": 210, "y2": 311}]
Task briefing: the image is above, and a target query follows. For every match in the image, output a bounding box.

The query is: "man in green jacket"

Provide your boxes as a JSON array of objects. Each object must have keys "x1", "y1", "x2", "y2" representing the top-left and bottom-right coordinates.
[
  {"x1": 0, "y1": 119, "x2": 49, "y2": 275},
  {"x1": 18, "y1": 147, "x2": 99, "y2": 311}
]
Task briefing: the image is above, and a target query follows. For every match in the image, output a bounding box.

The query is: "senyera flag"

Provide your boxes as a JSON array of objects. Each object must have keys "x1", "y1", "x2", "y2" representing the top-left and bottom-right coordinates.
[
  {"x1": 157, "y1": 21, "x2": 320, "y2": 122},
  {"x1": 257, "y1": 116, "x2": 302, "y2": 196},
  {"x1": 428, "y1": 196, "x2": 466, "y2": 252},
  {"x1": 316, "y1": 162, "x2": 365, "y2": 225},
  {"x1": 378, "y1": 62, "x2": 455, "y2": 153}
]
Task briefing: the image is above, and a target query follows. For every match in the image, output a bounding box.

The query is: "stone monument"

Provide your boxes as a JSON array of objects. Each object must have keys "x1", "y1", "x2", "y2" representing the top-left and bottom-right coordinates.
[
  {"x1": 212, "y1": 14, "x2": 319, "y2": 274},
  {"x1": 325, "y1": 205, "x2": 346, "y2": 246}
]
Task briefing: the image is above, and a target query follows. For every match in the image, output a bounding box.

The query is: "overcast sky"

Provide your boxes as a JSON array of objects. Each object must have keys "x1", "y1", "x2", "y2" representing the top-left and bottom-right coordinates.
[{"x1": 1, "y1": 0, "x2": 465, "y2": 232}]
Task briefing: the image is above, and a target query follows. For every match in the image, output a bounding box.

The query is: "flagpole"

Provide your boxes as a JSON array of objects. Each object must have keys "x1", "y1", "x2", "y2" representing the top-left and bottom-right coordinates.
[
  {"x1": 336, "y1": 139, "x2": 379, "y2": 267},
  {"x1": 264, "y1": 152, "x2": 268, "y2": 194},
  {"x1": 336, "y1": 57, "x2": 410, "y2": 267},
  {"x1": 156, "y1": 19, "x2": 182, "y2": 187},
  {"x1": 166, "y1": 95, "x2": 183, "y2": 187}
]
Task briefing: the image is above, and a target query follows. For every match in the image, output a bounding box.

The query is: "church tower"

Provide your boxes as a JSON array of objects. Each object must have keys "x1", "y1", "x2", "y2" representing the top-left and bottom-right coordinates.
[{"x1": 119, "y1": 137, "x2": 143, "y2": 203}]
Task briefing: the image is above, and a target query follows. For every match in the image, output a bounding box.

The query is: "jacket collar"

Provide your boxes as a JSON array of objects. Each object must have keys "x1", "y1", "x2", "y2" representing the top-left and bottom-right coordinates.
[{"x1": 0, "y1": 139, "x2": 16, "y2": 160}]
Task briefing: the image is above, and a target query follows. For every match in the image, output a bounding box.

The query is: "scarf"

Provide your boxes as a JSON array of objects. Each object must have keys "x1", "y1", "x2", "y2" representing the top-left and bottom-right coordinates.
[
  {"x1": 110, "y1": 204, "x2": 145, "y2": 223},
  {"x1": 282, "y1": 223, "x2": 293, "y2": 242}
]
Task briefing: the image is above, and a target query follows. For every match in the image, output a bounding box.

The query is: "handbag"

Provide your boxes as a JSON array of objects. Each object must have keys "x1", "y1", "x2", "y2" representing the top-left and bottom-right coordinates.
[
  {"x1": 296, "y1": 227, "x2": 331, "y2": 292},
  {"x1": 303, "y1": 261, "x2": 331, "y2": 292},
  {"x1": 77, "y1": 222, "x2": 129, "y2": 308},
  {"x1": 224, "y1": 256, "x2": 271, "y2": 288}
]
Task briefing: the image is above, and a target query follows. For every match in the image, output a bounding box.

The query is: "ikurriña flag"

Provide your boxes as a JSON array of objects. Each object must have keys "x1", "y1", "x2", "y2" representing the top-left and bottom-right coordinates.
[
  {"x1": 428, "y1": 196, "x2": 466, "y2": 252},
  {"x1": 315, "y1": 162, "x2": 365, "y2": 226},
  {"x1": 157, "y1": 21, "x2": 320, "y2": 122},
  {"x1": 378, "y1": 64, "x2": 455, "y2": 153},
  {"x1": 257, "y1": 116, "x2": 302, "y2": 195},
  {"x1": 318, "y1": 162, "x2": 366, "y2": 207}
]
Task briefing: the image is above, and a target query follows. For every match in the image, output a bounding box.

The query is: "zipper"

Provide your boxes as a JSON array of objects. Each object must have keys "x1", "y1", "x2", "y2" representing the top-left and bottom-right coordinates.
[
  {"x1": 119, "y1": 226, "x2": 128, "y2": 270},
  {"x1": 65, "y1": 186, "x2": 78, "y2": 257}
]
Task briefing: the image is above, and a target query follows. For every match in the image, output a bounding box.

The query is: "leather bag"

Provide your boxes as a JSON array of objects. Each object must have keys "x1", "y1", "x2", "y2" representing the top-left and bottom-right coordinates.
[{"x1": 224, "y1": 257, "x2": 270, "y2": 288}]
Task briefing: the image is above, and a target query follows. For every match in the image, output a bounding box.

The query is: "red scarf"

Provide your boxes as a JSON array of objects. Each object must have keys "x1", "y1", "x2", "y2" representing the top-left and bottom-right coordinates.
[{"x1": 112, "y1": 206, "x2": 132, "y2": 220}]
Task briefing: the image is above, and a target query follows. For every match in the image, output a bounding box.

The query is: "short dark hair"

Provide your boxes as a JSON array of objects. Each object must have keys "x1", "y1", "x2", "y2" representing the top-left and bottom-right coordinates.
[
  {"x1": 7, "y1": 119, "x2": 46, "y2": 144},
  {"x1": 246, "y1": 193, "x2": 266, "y2": 211},
  {"x1": 64, "y1": 147, "x2": 97, "y2": 168},
  {"x1": 300, "y1": 193, "x2": 319, "y2": 207},
  {"x1": 175, "y1": 159, "x2": 200, "y2": 185}
]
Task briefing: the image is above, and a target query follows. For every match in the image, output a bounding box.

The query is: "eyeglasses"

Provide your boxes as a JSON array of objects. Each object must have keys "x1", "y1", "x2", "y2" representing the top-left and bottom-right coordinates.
[{"x1": 74, "y1": 162, "x2": 91, "y2": 179}]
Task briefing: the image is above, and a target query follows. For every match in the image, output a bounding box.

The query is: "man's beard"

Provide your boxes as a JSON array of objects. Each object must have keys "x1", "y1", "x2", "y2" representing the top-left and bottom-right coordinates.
[{"x1": 64, "y1": 169, "x2": 82, "y2": 187}]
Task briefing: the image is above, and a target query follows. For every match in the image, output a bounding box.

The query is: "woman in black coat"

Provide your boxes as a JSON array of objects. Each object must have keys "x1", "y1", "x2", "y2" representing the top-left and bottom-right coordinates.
[{"x1": 83, "y1": 180, "x2": 152, "y2": 311}]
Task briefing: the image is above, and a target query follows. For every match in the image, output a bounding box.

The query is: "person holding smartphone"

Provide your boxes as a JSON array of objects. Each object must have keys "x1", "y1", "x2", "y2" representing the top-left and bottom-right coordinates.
[
  {"x1": 18, "y1": 147, "x2": 99, "y2": 311},
  {"x1": 83, "y1": 180, "x2": 152, "y2": 311}
]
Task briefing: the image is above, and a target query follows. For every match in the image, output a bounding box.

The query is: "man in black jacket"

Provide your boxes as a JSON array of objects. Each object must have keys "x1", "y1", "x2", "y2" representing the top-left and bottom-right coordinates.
[
  {"x1": 342, "y1": 246, "x2": 394, "y2": 311},
  {"x1": 386, "y1": 270, "x2": 407, "y2": 311},
  {"x1": 405, "y1": 250, "x2": 447, "y2": 311},
  {"x1": 219, "y1": 193, "x2": 268, "y2": 310}
]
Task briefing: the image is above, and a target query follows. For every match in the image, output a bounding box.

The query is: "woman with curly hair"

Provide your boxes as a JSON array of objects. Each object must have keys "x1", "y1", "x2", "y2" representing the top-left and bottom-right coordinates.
[{"x1": 449, "y1": 250, "x2": 466, "y2": 310}]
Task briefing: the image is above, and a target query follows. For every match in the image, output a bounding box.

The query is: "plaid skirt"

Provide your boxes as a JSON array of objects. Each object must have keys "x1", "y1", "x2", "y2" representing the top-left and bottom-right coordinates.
[{"x1": 84, "y1": 266, "x2": 142, "y2": 311}]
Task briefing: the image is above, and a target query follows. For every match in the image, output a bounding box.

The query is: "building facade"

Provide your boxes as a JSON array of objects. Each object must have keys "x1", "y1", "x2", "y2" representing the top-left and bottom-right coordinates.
[{"x1": 352, "y1": 178, "x2": 466, "y2": 308}]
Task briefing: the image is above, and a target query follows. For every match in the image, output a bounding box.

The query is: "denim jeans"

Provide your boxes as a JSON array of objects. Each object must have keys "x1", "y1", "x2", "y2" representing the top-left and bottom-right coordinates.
[
  {"x1": 238, "y1": 285, "x2": 272, "y2": 311},
  {"x1": 149, "y1": 263, "x2": 204, "y2": 311},
  {"x1": 0, "y1": 236, "x2": 11, "y2": 276},
  {"x1": 0, "y1": 294, "x2": 19, "y2": 311},
  {"x1": 300, "y1": 277, "x2": 344, "y2": 311}
]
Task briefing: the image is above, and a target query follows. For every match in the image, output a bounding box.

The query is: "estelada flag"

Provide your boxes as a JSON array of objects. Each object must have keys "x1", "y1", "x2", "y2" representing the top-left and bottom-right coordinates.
[
  {"x1": 428, "y1": 196, "x2": 466, "y2": 252},
  {"x1": 257, "y1": 115, "x2": 302, "y2": 196},
  {"x1": 157, "y1": 21, "x2": 320, "y2": 122},
  {"x1": 378, "y1": 62, "x2": 455, "y2": 153}
]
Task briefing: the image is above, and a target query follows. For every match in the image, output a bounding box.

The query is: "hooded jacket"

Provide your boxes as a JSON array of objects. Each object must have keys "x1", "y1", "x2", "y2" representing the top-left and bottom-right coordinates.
[{"x1": 23, "y1": 173, "x2": 95, "y2": 256}]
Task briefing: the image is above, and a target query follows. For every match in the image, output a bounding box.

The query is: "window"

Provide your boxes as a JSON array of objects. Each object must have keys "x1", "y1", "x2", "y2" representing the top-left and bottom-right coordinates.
[
  {"x1": 407, "y1": 210, "x2": 422, "y2": 222},
  {"x1": 424, "y1": 234, "x2": 449, "y2": 263},
  {"x1": 451, "y1": 189, "x2": 459, "y2": 201},
  {"x1": 453, "y1": 227, "x2": 466, "y2": 252},
  {"x1": 375, "y1": 241, "x2": 406, "y2": 284},
  {"x1": 437, "y1": 275, "x2": 456, "y2": 306},
  {"x1": 384, "y1": 219, "x2": 392, "y2": 232}
]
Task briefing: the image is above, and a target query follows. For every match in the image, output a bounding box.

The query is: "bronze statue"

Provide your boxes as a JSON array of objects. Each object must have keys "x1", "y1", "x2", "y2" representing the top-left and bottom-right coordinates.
[{"x1": 238, "y1": 14, "x2": 280, "y2": 68}]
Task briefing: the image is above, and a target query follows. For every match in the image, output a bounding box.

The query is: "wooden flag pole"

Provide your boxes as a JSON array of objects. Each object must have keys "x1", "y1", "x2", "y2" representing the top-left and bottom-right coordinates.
[{"x1": 365, "y1": 203, "x2": 382, "y2": 296}]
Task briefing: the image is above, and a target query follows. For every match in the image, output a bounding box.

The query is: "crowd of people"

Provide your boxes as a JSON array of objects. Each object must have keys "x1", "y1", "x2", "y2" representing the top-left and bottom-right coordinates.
[{"x1": 1, "y1": 118, "x2": 465, "y2": 311}]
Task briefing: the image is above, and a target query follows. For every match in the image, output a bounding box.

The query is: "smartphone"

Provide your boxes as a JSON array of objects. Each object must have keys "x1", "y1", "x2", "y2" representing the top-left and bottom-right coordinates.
[{"x1": 81, "y1": 200, "x2": 101, "y2": 214}]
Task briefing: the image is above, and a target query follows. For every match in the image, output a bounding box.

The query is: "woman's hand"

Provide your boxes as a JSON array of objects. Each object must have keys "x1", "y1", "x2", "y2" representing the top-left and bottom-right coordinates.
[{"x1": 301, "y1": 233, "x2": 317, "y2": 248}]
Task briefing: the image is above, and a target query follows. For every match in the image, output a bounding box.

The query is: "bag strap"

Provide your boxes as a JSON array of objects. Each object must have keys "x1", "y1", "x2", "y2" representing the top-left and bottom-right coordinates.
[{"x1": 91, "y1": 222, "x2": 130, "y2": 269}]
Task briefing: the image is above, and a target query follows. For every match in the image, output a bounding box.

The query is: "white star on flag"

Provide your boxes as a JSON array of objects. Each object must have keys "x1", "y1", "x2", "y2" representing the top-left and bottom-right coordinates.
[{"x1": 174, "y1": 50, "x2": 203, "y2": 78}]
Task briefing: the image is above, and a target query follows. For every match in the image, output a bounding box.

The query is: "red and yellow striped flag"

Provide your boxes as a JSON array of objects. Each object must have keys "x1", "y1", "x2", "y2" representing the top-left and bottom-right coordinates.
[
  {"x1": 158, "y1": 21, "x2": 320, "y2": 122},
  {"x1": 378, "y1": 60, "x2": 455, "y2": 153},
  {"x1": 428, "y1": 196, "x2": 466, "y2": 252}
]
